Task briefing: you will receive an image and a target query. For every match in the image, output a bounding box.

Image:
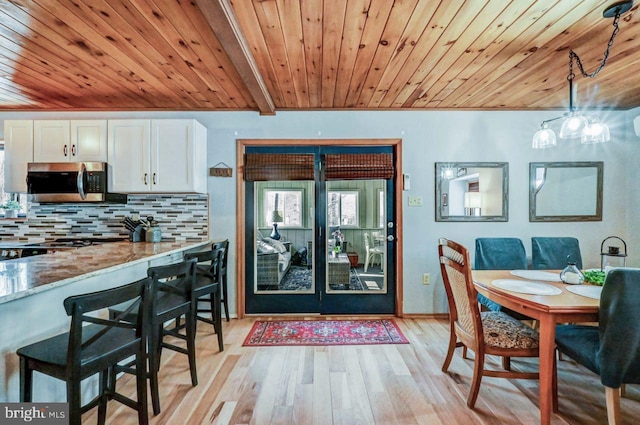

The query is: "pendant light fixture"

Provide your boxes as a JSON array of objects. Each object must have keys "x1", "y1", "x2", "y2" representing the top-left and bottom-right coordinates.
[{"x1": 532, "y1": 0, "x2": 634, "y2": 149}]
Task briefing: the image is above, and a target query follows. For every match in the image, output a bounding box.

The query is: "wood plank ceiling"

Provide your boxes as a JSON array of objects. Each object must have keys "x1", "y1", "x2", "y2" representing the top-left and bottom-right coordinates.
[{"x1": 0, "y1": 0, "x2": 638, "y2": 114}]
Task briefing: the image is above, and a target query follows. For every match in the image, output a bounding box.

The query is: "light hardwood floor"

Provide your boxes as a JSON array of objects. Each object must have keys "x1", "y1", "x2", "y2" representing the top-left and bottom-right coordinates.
[{"x1": 83, "y1": 317, "x2": 639, "y2": 425}]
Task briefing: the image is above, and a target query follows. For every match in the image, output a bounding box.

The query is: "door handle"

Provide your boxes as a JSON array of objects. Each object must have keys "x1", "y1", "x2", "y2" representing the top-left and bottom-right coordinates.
[
  {"x1": 71, "y1": 144, "x2": 76, "y2": 156},
  {"x1": 144, "y1": 173, "x2": 148, "y2": 185},
  {"x1": 63, "y1": 144, "x2": 68, "y2": 156},
  {"x1": 152, "y1": 173, "x2": 157, "y2": 185}
]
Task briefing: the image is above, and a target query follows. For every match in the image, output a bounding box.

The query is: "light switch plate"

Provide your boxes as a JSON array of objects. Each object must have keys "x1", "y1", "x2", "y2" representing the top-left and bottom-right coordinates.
[{"x1": 408, "y1": 196, "x2": 423, "y2": 207}]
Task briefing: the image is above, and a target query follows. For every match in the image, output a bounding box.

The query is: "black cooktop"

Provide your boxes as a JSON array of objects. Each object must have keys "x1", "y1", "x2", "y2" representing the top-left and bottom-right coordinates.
[
  {"x1": 22, "y1": 237, "x2": 129, "y2": 248},
  {"x1": 52, "y1": 237, "x2": 128, "y2": 246}
]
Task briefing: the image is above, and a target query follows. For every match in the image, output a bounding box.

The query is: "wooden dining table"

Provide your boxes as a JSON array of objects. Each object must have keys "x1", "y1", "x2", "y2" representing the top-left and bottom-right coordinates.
[{"x1": 472, "y1": 270, "x2": 600, "y2": 425}]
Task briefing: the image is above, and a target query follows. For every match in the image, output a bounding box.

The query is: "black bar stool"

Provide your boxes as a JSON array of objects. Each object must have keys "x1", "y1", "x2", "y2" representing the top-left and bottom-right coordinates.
[
  {"x1": 17, "y1": 277, "x2": 152, "y2": 425},
  {"x1": 109, "y1": 259, "x2": 198, "y2": 415},
  {"x1": 184, "y1": 246, "x2": 225, "y2": 351},
  {"x1": 212, "y1": 240, "x2": 230, "y2": 321}
]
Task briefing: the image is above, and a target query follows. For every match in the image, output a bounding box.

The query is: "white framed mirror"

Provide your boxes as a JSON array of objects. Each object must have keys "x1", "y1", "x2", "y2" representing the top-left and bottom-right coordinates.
[
  {"x1": 529, "y1": 161, "x2": 603, "y2": 222},
  {"x1": 435, "y1": 162, "x2": 508, "y2": 222}
]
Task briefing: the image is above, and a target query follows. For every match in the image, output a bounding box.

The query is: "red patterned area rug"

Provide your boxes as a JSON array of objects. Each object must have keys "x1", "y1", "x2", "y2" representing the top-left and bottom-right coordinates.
[{"x1": 242, "y1": 319, "x2": 409, "y2": 346}]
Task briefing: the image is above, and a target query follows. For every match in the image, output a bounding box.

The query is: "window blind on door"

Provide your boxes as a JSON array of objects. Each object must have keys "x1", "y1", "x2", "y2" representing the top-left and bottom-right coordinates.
[
  {"x1": 324, "y1": 153, "x2": 394, "y2": 180},
  {"x1": 244, "y1": 153, "x2": 315, "y2": 181}
]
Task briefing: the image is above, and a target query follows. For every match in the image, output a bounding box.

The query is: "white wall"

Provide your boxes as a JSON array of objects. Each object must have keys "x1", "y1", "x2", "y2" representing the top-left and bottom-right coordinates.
[{"x1": 2, "y1": 109, "x2": 637, "y2": 315}]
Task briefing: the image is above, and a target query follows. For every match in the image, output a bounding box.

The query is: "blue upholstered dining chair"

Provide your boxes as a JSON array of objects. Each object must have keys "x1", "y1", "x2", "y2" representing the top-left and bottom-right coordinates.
[
  {"x1": 474, "y1": 238, "x2": 528, "y2": 313},
  {"x1": 531, "y1": 237, "x2": 582, "y2": 270},
  {"x1": 555, "y1": 269, "x2": 640, "y2": 425}
]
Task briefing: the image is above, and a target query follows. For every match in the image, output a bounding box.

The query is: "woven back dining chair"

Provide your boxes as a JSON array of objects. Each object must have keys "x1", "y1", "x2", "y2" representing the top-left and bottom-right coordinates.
[
  {"x1": 438, "y1": 238, "x2": 543, "y2": 408},
  {"x1": 556, "y1": 269, "x2": 640, "y2": 425}
]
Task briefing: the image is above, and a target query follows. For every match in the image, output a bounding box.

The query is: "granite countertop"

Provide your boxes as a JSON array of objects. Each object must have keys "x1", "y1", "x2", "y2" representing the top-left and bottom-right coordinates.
[{"x1": 0, "y1": 240, "x2": 211, "y2": 304}]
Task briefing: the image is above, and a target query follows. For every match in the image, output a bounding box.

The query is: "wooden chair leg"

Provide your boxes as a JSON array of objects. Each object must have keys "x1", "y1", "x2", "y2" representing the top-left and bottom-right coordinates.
[
  {"x1": 605, "y1": 386, "x2": 621, "y2": 425},
  {"x1": 67, "y1": 378, "x2": 82, "y2": 425},
  {"x1": 97, "y1": 368, "x2": 109, "y2": 425},
  {"x1": 212, "y1": 291, "x2": 224, "y2": 351},
  {"x1": 620, "y1": 384, "x2": 626, "y2": 398},
  {"x1": 467, "y1": 351, "x2": 485, "y2": 408},
  {"x1": 222, "y1": 274, "x2": 230, "y2": 322},
  {"x1": 186, "y1": 312, "x2": 198, "y2": 386},
  {"x1": 462, "y1": 346, "x2": 468, "y2": 359},
  {"x1": 502, "y1": 356, "x2": 511, "y2": 371},
  {"x1": 442, "y1": 328, "x2": 458, "y2": 373},
  {"x1": 19, "y1": 358, "x2": 32, "y2": 402},
  {"x1": 135, "y1": 348, "x2": 149, "y2": 425},
  {"x1": 149, "y1": 325, "x2": 162, "y2": 415}
]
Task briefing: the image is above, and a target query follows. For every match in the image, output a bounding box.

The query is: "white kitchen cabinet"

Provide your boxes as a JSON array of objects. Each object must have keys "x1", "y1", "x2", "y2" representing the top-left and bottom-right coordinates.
[
  {"x1": 107, "y1": 119, "x2": 207, "y2": 193},
  {"x1": 3, "y1": 120, "x2": 33, "y2": 193},
  {"x1": 33, "y1": 120, "x2": 107, "y2": 162}
]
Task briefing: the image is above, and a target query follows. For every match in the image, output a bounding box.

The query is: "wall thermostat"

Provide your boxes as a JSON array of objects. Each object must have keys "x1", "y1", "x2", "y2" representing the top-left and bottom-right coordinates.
[{"x1": 403, "y1": 173, "x2": 410, "y2": 191}]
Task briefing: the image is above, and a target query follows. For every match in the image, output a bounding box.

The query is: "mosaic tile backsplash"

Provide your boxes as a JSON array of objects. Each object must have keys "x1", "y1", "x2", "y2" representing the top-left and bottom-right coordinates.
[{"x1": 0, "y1": 194, "x2": 209, "y2": 242}]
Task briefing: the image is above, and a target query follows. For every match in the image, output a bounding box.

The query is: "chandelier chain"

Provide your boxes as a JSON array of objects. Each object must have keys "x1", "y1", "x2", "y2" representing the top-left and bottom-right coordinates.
[{"x1": 567, "y1": 11, "x2": 622, "y2": 82}]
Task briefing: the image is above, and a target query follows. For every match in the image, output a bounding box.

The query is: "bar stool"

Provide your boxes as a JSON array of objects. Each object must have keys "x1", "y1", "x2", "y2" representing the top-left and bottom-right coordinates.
[
  {"x1": 184, "y1": 246, "x2": 224, "y2": 351},
  {"x1": 17, "y1": 277, "x2": 152, "y2": 425},
  {"x1": 212, "y1": 240, "x2": 230, "y2": 321},
  {"x1": 109, "y1": 260, "x2": 197, "y2": 415}
]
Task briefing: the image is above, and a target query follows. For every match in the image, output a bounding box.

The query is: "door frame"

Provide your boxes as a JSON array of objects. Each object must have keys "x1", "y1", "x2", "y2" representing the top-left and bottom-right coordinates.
[{"x1": 235, "y1": 138, "x2": 403, "y2": 319}]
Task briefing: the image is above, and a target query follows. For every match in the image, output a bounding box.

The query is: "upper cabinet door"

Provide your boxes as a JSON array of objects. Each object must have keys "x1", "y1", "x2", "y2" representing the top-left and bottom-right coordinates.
[
  {"x1": 33, "y1": 120, "x2": 107, "y2": 162},
  {"x1": 4, "y1": 120, "x2": 33, "y2": 193},
  {"x1": 107, "y1": 119, "x2": 151, "y2": 193},
  {"x1": 70, "y1": 120, "x2": 107, "y2": 162},
  {"x1": 151, "y1": 119, "x2": 207, "y2": 193},
  {"x1": 33, "y1": 120, "x2": 70, "y2": 162}
]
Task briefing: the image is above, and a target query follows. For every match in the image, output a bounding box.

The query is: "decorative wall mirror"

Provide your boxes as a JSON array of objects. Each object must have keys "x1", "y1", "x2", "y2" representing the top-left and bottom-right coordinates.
[
  {"x1": 435, "y1": 162, "x2": 508, "y2": 222},
  {"x1": 529, "y1": 161, "x2": 603, "y2": 222}
]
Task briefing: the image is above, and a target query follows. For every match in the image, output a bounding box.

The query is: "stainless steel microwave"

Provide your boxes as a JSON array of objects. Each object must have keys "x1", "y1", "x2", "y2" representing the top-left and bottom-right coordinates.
[{"x1": 26, "y1": 162, "x2": 125, "y2": 203}]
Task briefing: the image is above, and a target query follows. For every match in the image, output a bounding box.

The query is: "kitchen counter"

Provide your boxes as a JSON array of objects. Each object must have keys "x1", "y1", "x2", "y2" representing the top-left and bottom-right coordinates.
[{"x1": 0, "y1": 239, "x2": 211, "y2": 304}]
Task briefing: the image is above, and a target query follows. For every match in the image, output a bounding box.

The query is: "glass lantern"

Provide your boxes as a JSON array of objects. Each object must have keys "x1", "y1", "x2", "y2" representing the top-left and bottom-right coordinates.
[{"x1": 600, "y1": 236, "x2": 627, "y2": 270}]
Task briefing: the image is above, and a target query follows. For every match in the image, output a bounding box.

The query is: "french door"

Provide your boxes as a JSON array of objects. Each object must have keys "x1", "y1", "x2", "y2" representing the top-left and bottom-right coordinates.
[{"x1": 244, "y1": 145, "x2": 397, "y2": 315}]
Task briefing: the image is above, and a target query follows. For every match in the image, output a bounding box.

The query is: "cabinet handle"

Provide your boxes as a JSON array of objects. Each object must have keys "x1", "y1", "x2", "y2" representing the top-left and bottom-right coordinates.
[
  {"x1": 153, "y1": 173, "x2": 157, "y2": 185},
  {"x1": 144, "y1": 173, "x2": 148, "y2": 185},
  {"x1": 71, "y1": 144, "x2": 76, "y2": 156},
  {"x1": 63, "y1": 145, "x2": 68, "y2": 156}
]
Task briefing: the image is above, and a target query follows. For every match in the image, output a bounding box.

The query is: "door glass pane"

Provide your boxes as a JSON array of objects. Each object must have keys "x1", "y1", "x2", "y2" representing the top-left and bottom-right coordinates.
[
  {"x1": 254, "y1": 181, "x2": 314, "y2": 293},
  {"x1": 326, "y1": 180, "x2": 387, "y2": 293}
]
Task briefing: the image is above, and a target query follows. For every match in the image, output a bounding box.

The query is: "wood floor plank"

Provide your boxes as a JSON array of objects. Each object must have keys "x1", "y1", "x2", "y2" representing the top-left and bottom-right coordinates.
[
  {"x1": 80, "y1": 317, "x2": 640, "y2": 425},
  {"x1": 312, "y1": 348, "x2": 333, "y2": 425}
]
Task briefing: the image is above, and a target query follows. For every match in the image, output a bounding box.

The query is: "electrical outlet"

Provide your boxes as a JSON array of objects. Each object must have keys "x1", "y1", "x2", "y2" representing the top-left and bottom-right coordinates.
[
  {"x1": 408, "y1": 196, "x2": 423, "y2": 207},
  {"x1": 423, "y1": 273, "x2": 430, "y2": 285}
]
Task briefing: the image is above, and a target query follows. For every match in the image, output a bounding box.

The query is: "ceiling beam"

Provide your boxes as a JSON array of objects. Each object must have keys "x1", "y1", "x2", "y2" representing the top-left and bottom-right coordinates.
[{"x1": 196, "y1": 0, "x2": 276, "y2": 115}]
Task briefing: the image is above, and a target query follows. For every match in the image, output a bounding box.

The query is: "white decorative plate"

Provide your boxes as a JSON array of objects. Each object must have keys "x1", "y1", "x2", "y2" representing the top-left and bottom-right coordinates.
[
  {"x1": 510, "y1": 270, "x2": 561, "y2": 281},
  {"x1": 566, "y1": 285, "x2": 603, "y2": 300},
  {"x1": 491, "y1": 279, "x2": 563, "y2": 295}
]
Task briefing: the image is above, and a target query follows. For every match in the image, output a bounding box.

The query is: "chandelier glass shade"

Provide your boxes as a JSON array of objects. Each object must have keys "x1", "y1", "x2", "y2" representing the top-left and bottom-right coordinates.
[
  {"x1": 532, "y1": 125, "x2": 557, "y2": 149},
  {"x1": 532, "y1": 1, "x2": 633, "y2": 149},
  {"x1": 559, "y1": 115, "x2": 589, "y2": 139},
  {"x1": 581, "y1": 120, "x2": 611, "y2": 144}
]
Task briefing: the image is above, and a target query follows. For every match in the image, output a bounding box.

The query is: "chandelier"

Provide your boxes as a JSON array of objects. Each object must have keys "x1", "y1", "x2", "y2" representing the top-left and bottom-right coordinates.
[{"x1": 532, "y1": 0, "x2": 634, "y2": 149}]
